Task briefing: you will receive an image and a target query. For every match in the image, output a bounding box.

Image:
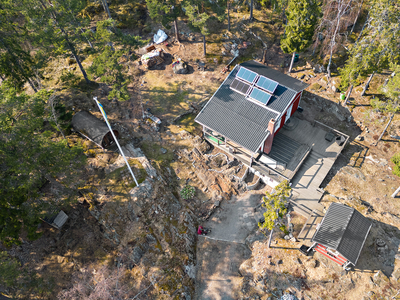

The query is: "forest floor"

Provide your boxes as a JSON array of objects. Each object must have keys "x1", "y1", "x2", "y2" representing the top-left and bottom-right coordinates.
[{"x1": 2, "y1": 4, "x2": 400, "y2": 300}]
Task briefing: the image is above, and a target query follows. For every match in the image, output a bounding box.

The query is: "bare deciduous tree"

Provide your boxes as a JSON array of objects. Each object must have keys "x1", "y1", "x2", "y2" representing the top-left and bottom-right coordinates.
[{"x1": 313, "y1": 0, "x2": 361, "y2": 78}]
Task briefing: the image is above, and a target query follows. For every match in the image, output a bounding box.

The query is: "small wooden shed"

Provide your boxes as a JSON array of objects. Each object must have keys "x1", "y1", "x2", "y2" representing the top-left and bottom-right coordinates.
[
  {"x1": 71, "y1": 110, "x2": 119, "y2": 148},
  {"x1": 309, "y1": 203, "x2": 372, "y2": 269}
]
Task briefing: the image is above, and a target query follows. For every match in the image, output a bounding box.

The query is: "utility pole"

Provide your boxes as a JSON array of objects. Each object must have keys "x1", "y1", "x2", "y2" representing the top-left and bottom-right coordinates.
[{"x1": 94, "y1": 97, "x2": 139, "y2": 186}]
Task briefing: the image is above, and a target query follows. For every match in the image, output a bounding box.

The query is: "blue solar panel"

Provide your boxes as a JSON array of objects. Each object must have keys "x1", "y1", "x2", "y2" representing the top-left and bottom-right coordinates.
[
  {"x1": 249, "y1": 87, "x2": 271, "y2": 104},
  {"x1": 236, "y1": 67, "x2": 258, "y2": 83},
  {"x1": 256, "y1": 76, "x2": 279, "y2": 94}
]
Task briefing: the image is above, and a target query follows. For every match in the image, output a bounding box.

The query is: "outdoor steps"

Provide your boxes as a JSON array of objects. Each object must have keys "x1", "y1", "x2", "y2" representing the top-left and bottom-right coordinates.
[
  {"x1": 268, "y1": 133, "x2": 301, "y2": 166},
  {"x1": 314, "y1": 244, "x2": 347, "y2": 266}
]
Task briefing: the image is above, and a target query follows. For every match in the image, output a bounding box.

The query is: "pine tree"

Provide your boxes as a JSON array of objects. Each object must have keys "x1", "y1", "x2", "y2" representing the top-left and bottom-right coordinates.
[
  {"x1": 280, "y1": 0, "x2": 321, "y2": 73},
  {"x1": 0, "y1": 1, "x2": 39, "y2": 92},
  {"x1": 258, "y1": 180, "x2": 291, "y2": 247},
  {"x1": 0, "y1": 83, "x2": 86, "y2": 246},
  {"x1": 88, "y1": 45, "x2": 130, "y2": 102},
  {"x1": 85, "y1": 19, "x2": 145, "y2": 102},
  {"x1": 146, "y1": 0, "x2": 181, "y2": 41},
  {"x1": 340, "y1": 0, "x2": 400, "y2": 101},
  {"x1": 16, "y1": 0, "x2": 92, "y2": 84},
  {"x1": 183, "y1": 0, "x2": 225, "y2": 57}
]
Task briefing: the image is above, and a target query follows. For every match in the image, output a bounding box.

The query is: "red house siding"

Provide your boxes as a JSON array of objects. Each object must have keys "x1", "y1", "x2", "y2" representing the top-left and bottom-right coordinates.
[
  {"x1": 273, "y1": 91, "x2": 302, "y2": 137},
  {"x1": 262, "y1": 90, "x2": 304, "y2": 153},
  {"x1": 274, "y1": 113, "x2": 286, "y2": 136},
  {"x1": 291, "y1": 91, "x2": 302, "y2": 115},
  {"x1": 315, "y1": 244, "x2": 348, "y2": 266}
]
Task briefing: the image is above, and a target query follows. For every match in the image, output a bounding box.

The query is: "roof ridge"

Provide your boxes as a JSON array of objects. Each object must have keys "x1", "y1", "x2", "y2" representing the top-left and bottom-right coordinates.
[
  {"x1": 239, "y1": 60, "x2": 308, "y2": 93},
  {"x1": 241, "y1": 61, "x2": 298, "y2": 93}
]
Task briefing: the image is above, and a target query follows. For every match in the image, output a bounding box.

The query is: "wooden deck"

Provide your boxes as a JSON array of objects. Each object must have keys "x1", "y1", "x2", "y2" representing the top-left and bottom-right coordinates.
[
  {"x1": 205, "y1": 115, "x2": 348, "y2": 221},
  {"x1": 281, "y1": 116, "x2": 347, "y2": 218}
]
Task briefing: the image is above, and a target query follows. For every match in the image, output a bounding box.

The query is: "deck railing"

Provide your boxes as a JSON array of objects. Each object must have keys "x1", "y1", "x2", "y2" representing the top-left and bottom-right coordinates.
[{"x1": 313, "y1": 120, "x2": 350, "y2": 158}]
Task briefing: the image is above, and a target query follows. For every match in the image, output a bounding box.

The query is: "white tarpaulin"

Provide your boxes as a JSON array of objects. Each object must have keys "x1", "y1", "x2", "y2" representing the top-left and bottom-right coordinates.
[{"x1": 153, "y1": 29, "x2": 168, "y2": 44}]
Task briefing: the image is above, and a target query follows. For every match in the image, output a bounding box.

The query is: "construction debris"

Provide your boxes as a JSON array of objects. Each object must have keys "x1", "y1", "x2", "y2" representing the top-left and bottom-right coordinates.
[{"x1": 141, "y1": 48, "x2": 165, "y2": 69}]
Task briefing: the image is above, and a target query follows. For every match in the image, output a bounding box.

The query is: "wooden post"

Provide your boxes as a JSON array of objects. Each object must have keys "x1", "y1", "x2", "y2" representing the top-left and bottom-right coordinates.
[{"x1": 174, "y1": 19, "x2": 180, "y2": 42}]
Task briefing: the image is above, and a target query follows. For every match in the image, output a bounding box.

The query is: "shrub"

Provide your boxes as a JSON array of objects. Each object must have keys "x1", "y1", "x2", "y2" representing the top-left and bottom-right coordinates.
[
  {"x1": 310, "y1": 83, "x2": 322, "y2": 91},
  {"x1": 180, "y1": 185, "x2": 195, "y2": 200},
  {"x1": 391, "y1": 153, "x2": 400, "y2": 178}
]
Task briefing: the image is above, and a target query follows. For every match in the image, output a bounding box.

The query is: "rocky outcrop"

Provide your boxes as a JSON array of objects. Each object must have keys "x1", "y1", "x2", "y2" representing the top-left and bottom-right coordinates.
[{"x1": 88, "y1": 143, "x2": 198, "y2": 297}]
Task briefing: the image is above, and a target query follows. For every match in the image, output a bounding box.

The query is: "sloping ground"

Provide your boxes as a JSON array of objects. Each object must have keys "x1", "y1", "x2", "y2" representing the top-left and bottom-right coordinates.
[{"x1": 195, "y1": 190, "x2": 268, "y2": 299}]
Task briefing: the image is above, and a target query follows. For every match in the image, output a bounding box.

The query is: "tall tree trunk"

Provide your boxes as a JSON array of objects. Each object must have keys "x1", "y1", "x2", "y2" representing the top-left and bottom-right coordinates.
[
  {"x1": 203, "y1": 35, "x2": 206, "y2": 57},
  {"x1": 282, "y1": 5, "x2": 287, "y2": 25},
  {"x1": 174, "y1": 19, "x2": 180, "y2": 42},
  {"x1": 249, "y1": 0, "x2": 254, "y2": 21},
  {"x1": 344, "y1": 85, "x2": 353, "y2": 105},
  {"x1": 227, "y1": 0, "x2": 230, "y2": 31},
  {"x1": 375, "y1": 113, "x2": 394, "y2": 146},
  {"x1": 267, "y1": 228, "x2": 274, "y2": 248},
  {"x1": 288, "y1": 52, "x2": 295, "y2": 73},
  {"x1": 80, "y1": 28, "x2": 94, "y2": 49},
  {"x1": 383, "y1": 72, "x2": 395, "y2": 87},
  {"x1": 350, "y1": 0, "x2": 364, "y2": 34},
  {"x1": 101, "y1": 0, "x2": 112, "y2": 19},
  {"x1": 327, "y1": 8, "x2": 342, "y2": 78},
  {"x1": 262, "y1": 48, "x2": 267, "y2": 64},
  {"x1": 361, "y1": 71, "x2": 375, "y2": 96},
  {"x1": 58, "y1": 28, "x2": 90, "y2": 84},
  {"x1": 39, "y1": 0, "x2": 91, "y2": 84}
]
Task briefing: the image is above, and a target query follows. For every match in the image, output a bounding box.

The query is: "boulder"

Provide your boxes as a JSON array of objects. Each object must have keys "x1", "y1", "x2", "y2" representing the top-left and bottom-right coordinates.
[{"x1": 173, "y1": 61, "x2": 189, "y2": 74}]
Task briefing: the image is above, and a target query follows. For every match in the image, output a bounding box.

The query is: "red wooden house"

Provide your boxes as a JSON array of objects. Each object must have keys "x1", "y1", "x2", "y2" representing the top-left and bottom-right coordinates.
[{"x1": 195, "y1": 60, "x2": 309, "y2": 182}]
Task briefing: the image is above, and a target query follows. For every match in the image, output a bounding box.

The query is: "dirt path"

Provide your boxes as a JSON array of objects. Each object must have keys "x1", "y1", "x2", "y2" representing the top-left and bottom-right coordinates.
[{"x1": 195, "y1": 190, "x2": 267, "y2": 299}]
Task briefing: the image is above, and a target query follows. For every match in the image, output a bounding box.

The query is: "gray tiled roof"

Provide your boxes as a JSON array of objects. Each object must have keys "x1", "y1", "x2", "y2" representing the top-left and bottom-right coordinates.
[
  {"x1": 240, "y1": 60, "x2": 309, "y2": 93},
  {"x1": 195, "y1": 63, "x2": 305, "y2": 153},
  {"x1": 312, "y1": 203, "x2": 372, "y2": 265},
  {"x1": 195, "y1": 66, "x2": 278, "y2": 152}
]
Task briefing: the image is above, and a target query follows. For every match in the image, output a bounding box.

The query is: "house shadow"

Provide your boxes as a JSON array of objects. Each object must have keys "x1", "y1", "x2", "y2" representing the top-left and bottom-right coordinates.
[{"x1": 354, "y1": 219, "x2": 400, "y2": 278}]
